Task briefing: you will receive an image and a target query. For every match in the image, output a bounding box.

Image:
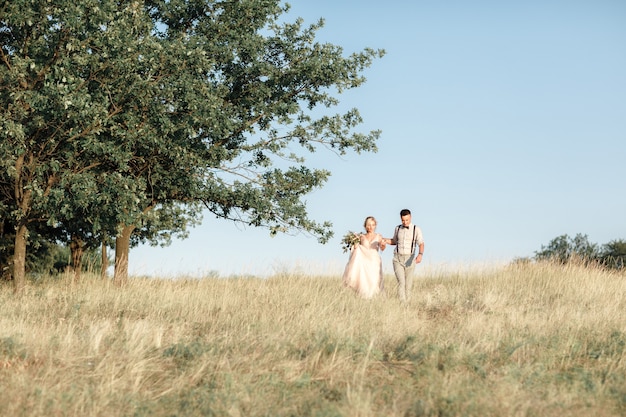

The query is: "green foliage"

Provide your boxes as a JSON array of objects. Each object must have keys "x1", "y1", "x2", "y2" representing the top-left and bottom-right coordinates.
[
  {"x1": 598, "y1": 239, "x2": 626, "y2": 270},
  {"x1": 534, "y1": 233, "x2": 599, "y2": 264},
  {"x1": 1, "y1": 0, "x2": 384, "y2": 281},
  {"x1": 534, "y1": 234, "x2": 625, "y2": 270}
]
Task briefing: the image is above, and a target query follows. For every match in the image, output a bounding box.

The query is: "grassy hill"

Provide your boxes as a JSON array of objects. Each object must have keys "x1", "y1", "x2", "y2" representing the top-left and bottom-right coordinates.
[{"x1": 1, "y1": 263, "x2": 624, "y2": 416}]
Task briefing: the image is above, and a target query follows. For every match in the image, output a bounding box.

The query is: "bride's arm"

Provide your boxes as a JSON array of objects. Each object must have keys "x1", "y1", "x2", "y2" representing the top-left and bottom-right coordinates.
[{"x1": 378, "y1": 234, "x2": 387, "y2": 251}]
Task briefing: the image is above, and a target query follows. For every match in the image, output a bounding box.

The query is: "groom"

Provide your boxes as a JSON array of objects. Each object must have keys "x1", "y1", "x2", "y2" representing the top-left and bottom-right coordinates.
[{"x1": 384, "y1": 209, "x2": 424, "y2": 303}]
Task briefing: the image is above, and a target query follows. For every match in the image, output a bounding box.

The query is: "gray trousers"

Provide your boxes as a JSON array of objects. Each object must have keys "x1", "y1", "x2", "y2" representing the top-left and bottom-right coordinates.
[{"x1": 393, "y1": 253, "x2": 415, "y2": 302}]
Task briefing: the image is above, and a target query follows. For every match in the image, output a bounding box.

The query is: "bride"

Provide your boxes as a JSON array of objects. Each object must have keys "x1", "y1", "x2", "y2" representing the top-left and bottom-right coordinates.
[{"x1": 342, "y1": 216, "x2": 386, "y2": 298}]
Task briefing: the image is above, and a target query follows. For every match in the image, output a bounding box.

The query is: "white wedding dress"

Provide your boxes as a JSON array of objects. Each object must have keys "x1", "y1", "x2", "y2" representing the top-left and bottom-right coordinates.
[{"x1": 342, "y1": 234, "x2": 384, "y2": 298}]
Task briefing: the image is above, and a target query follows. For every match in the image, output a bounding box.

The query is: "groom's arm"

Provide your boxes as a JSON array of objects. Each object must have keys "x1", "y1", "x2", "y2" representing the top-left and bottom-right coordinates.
[{"x1": 414, "y1": 242, "x2": 425, "y2": 263}]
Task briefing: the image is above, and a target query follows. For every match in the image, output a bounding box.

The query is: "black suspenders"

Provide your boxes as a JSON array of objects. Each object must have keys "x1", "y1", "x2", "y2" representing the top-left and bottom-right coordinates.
[{"x1": 395, "y1": 225, "x2": 417, "y2": 254}]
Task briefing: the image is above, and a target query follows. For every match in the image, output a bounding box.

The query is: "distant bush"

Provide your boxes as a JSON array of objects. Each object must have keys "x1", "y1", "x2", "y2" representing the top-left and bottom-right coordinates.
[
  {"x1": 598, "y1": 239, "x2": 626, "y2": 270},
  {"x1": 534, "y1": 233, "x2": 625, "y2": 270}
]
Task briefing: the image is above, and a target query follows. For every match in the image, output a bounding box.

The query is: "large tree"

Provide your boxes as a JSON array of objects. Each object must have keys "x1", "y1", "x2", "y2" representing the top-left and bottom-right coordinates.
[
  {"x1": 1, "y1": 0, "x2": 168, "y2": 291},
  {"x1": 1, "y1": 0, "x2": 384, "y2": 289},
  {"x1": 154, "y1": 0, "x2": 384, "y2": 234}
]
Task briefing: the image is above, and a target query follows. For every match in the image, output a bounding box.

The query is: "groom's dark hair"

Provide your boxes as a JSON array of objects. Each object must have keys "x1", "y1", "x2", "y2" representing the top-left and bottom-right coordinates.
[{"x1": 400, "y1": 209, "x2": 411, "y2": 216}]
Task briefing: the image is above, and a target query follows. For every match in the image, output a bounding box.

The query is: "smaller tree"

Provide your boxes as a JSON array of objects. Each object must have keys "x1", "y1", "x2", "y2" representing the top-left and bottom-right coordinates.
[
  {"x1": 534, "y1": 233, "x2": 599, "y2": 264},
  {"x1": 599, "y1": 239, "x2": 626, "y2": 270}
]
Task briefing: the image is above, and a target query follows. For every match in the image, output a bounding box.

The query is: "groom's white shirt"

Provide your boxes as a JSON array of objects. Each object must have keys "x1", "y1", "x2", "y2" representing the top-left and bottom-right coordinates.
[{"x1": 393, "y1": 224, "x2": 424, "y2": 255}]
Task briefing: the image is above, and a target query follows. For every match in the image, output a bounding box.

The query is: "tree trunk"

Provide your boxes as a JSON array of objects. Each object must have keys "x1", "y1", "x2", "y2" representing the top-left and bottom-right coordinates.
[
  {"x1": 13, "y1": 223, "x2": 27, "y2": 294},
  {"x1": 69, "y1": 235, "x2": 85, "y2": 283},
  {"x1": 0, "y1": 220, "x2": 8, "y2": 281},
  {"x1": 113, "y1": 225, "x2": 135, "y2": 286},
  {"x1": 12, "y1": 154, "x2": 31, "y2": 293},
  {"x1": 101, "y1": 238, "x2": 108, "y2": 280}
]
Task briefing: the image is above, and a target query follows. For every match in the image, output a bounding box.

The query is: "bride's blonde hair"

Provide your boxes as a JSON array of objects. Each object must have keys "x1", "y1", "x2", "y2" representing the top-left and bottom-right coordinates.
[{"x1": 363, "y1": 216, "x2": 377, "y2": 228}]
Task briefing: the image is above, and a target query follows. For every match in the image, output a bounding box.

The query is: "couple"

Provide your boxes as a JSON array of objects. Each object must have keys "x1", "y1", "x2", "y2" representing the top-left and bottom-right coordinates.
[{"x1": 342, "y1": 209, "x2": 424, "y2": 302}]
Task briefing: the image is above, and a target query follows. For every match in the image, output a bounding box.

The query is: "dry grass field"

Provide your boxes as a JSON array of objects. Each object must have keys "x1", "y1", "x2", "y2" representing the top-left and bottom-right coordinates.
[{"x1": 1, "y1": 262, "x2": 625, "y2": 416}]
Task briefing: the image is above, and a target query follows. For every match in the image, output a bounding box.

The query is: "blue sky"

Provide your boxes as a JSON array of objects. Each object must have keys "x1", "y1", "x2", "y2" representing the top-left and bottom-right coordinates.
[{"x1": 130, "y1": 0, "x2": 626, "y2": 277}]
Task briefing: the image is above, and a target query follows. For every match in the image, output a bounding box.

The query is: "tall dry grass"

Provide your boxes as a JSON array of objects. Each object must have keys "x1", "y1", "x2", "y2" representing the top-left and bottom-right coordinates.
[{"x1": 0, "y1": 263, "x2": 624, "y2": 416}]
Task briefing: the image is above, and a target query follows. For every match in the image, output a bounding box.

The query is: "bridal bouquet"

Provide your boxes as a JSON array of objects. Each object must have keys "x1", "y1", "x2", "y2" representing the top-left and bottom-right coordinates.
[{"x1": 341, "y1": 231, "x2": 361, "y2": 253}]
